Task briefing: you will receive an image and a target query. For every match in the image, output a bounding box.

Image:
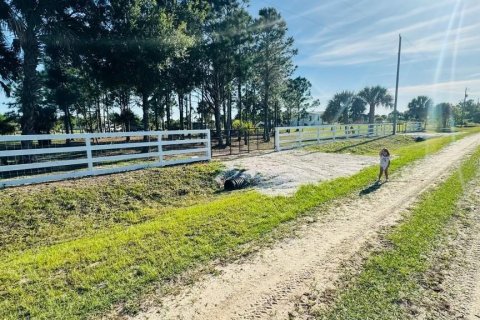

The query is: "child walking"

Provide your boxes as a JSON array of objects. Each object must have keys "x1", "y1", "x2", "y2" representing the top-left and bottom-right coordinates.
[{"x1": 378, "y1": 148, "x2": 390, "y2": 183}]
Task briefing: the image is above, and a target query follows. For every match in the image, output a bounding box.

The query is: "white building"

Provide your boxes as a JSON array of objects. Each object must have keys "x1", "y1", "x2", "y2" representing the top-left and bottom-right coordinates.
[{"x1": 290, "y1": 111, "x2": 324, "y2": 126}]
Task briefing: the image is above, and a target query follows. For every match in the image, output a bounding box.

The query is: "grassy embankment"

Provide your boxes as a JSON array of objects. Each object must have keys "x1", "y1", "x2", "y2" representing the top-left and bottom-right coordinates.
[
  {"x1": 0, "y1": 128, "x2": 478, "y2": 319},
  {"x1": 316, "y1": 146, "x2": 480, "y2": 319},
  {"x1": 308, "y1": 134, "x2": 419, "y2": 155}
]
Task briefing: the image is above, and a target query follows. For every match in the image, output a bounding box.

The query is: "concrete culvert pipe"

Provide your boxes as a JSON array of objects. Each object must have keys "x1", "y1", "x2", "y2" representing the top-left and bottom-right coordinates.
[{"x1": 224, "y1": 177, "x2": 248, "y2": 191}]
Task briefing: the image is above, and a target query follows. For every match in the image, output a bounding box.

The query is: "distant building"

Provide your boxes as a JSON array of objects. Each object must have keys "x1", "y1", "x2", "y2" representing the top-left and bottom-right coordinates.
[{"x1": 290, "y1": 111, "x2": 324, "y2": 126}]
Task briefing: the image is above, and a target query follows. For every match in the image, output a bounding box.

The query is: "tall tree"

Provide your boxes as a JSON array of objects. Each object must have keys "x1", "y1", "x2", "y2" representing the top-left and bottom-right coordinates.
[
  {"x1": 283, "y1": 77, "x2": 313, "y2": 126},
  {"x1": 357, "y1": 86, "x2": 393, "y2": 124},
  {"x1": 200, "y1": 1, "x2": 240, "y2": 146},
  {"x1": 1, "y1": 0, "x2": 93, "y2": 134},
  {"x1": 255, "y1": 8, "x2": 296, "y2": 140}
]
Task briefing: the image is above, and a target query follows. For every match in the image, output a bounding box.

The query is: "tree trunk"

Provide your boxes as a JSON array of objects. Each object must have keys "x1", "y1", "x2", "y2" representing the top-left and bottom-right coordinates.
[
  {"x1": 20, "y1": 20, "x2": 40, "y2": 136},
  {"x1": 226, "y1": 90, "x2": 232, "y2": 146},
  {"x1": 222, "y1": 100, "x2": 227, "y2": 131},
  {"x1": 297, "y1": 102, "x2": 300, "y2": 126},
  {"x1": 154, "y1": 98, "x2": 159, "y2": 131},
  {"x1": 166, "y1": 93, "x2": 171, "y2": 130},
  {"x1": 142, "y1": 91, "x2": 150, "y2": 151},
  {"x1": 274, "y1": 100, "x2": 278, "y2": 127},
  {"x1": 142, "y1": 91, "x2": 150, "y2": 131},
  {"x1": 96, "y1": 98, "x2": 102, "y2": 132},
  {"x1": 368, "y1": 103, "x2": 375, "y2": 124},
  {"x1": 214, "y1": 90, "x2": 224, "y2": 147},
  {"x1": 263, "y1": 84, "x2": 269, "y2": 142},
  {"x1": 237, "y1": 81, "x2": 242, "y2": 122},
  {"x1": 178, "y1": 93, "x2": 184, "y2": 130},
  {"x1": 368, "y1": 103, "x2": 375, "y2": 135},
  {"x1": 188, "y1": 93, "x2": 193, "y2": 130}
]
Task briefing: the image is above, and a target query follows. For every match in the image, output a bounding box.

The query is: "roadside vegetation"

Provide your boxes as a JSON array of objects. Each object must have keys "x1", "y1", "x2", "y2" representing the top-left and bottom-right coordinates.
[
  {"x1": 309, "y1": 126, "x2": 480, "y2": 156},
  {"x1": 314, "y1": 147, "x2": 480, "y2": 319},
  {"x1": 1, "y1": 130, "x2": 477, "y2": 318},
  {"x1": 0, "y1": 162, "x2": 223, "y2": 254},
  {"x1": 309, "y1": 134, "x2": 416, "y2": 155}
]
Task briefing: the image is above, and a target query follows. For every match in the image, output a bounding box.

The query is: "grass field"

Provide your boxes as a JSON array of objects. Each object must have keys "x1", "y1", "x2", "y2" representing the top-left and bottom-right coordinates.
[
  {"x1": 309, "y1": 127, "x2": 480, "y2": 156},
  {"x1": 316, "y1": 145, "x2": 480, "y2": 320},
  {"x1": 308, "y1": 134, "x2": 416, "y2": 155},
  {"x1": 0, "y1": 129, "x2": 478, "y2": 319}
]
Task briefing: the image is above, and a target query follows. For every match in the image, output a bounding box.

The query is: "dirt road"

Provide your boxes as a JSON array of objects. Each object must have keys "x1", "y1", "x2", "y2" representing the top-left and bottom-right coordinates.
[
  {"x1": 223, "y1": 149, "x2": 377, "y2": 196},
  {"x1": 132, "y1": 134, "x2": 480, "y2": 320}
]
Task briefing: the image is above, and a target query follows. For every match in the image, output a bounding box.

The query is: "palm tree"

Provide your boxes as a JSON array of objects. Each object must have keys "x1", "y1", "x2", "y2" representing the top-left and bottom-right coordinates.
[
  {"x1": 357, "y1": 86, "x2": 393, "y2": 124},
  {"x1": 322, "y1": 91, "x2": 355, "y2": 124},
  {"x1": 406, "y1": 96, "x2": 432, "y2": 122}
]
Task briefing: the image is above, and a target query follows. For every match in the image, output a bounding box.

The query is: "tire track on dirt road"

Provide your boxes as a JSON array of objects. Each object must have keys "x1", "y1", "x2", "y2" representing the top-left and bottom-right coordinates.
[{"x1": 132, "y1": 134, "x2": 480, "y2": 320}]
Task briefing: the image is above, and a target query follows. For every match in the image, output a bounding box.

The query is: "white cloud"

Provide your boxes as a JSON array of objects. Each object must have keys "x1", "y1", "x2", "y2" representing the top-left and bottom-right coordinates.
[
  {"x1": 298, "y1": 1, "x2": 480, "y2": 67},
  {"x1": 394, "y1": 79, "x2": 480, "y2": 105}
]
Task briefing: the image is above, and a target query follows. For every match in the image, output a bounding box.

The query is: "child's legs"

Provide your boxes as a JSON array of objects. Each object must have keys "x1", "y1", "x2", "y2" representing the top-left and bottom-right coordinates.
[
  {"x1": 385, "y1": 167, "x2": 389, "y2": 179},
  {"x1": 378, "y1": 167, "x2": 384, "y2": 180}
]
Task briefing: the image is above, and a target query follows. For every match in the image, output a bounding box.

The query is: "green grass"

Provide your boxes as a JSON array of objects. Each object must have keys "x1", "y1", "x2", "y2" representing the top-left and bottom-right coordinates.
[
  {"x1": 308, "y1": 134, "x2": 416, "y2": 155},
  {"x1": 0, "y1": 131, "x2": 478, "y2": 319},
  {"x1": 0, "y1": 162, "x2": 223, "y2": 254},
  {"x1": 308, "y1": 126, "x2": 480, "y2": 156},
  {"x1": 307, "y1": 127, "x2": 480, "y2": 155},
  {"x1": 316, "y1": 149, "x2": 480, "y2": 319}
]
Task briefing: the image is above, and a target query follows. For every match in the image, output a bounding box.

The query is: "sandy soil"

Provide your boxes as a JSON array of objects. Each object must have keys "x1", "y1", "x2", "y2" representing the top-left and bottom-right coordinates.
[
  {"x1": 222, "y1": 149, "x2": 377, "y2": 196},
  {"x1": 131, "y1": 133, "x2": 480, "y2": 320}
]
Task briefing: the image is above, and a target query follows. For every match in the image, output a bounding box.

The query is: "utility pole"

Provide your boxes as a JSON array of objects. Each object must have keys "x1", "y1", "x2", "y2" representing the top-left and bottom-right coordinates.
[
  {"x1": 461, "y1": 88, "x2": 468, "y2": 127},
  {"x1": 393, "y1": 34, "x2": 402, "y2": 135}
]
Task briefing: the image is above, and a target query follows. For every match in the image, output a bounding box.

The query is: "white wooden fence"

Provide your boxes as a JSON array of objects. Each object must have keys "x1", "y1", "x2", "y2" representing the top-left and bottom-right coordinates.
[
  {"x1": 0, "y1": 130, "x2": 211, "y2": 188},
  {"x1": 275, "y1": 122, "x2": 424, "y2": 151}
]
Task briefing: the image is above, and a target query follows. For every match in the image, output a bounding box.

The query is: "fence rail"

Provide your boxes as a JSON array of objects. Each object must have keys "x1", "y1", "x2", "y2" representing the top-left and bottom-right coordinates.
[
  {"x1": 275, "y1": 122, "x2": 424, "y2": 151},
  {"x1": 0, "y1": 130, "x2": 211, "y2": 188}
]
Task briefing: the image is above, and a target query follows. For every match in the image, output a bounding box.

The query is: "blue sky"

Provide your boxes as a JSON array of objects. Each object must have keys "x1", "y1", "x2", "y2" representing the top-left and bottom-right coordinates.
[
  {"x1": 1, "y1": 0, "x2": 479, "y2": 115},
  {"x1": 249, "y1": 0, "x2": 480, "y2": 114}
]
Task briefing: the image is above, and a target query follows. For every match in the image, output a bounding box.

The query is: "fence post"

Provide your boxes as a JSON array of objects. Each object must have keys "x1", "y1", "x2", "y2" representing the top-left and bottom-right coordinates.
[
  {"x1": 206, "y1": 130, "x2": 212, "y2": 160},
  {"x1": 85, "y1": 133, "x2": 94, "y2": 174},
  {"x1": 317, "y1": 126, "x2": 320, "y2": 144},
  {"x1": 275, "y1": 127, "x2": 280, "y2": 151},
  {"x1": 333, "y1": 126, "x2": 336, "y2": 141},
  {"x1": 157, "y1": 132, "x2": 164, "y2": 166}
]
